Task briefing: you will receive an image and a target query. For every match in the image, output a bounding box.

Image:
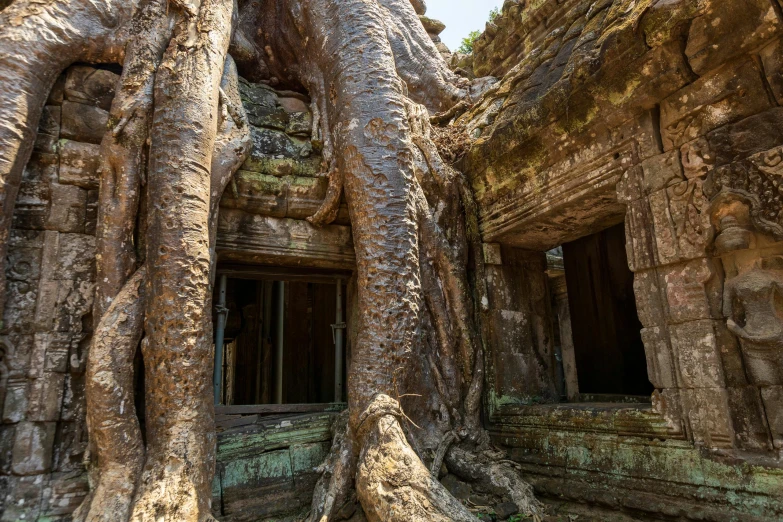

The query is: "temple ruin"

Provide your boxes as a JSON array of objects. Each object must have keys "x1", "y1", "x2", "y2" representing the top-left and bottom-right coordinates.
[{"x1": 1, "y1": 0, "x2": 783, "y2": 520}]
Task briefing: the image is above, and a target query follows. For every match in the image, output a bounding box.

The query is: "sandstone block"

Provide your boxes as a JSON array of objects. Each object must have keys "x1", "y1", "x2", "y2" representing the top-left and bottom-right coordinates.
[
  {"x1": 640, "y1": 327, "x2": 676, "y2": 389},
  {"x1": 0, "y1": 475, "x2": 45, "y2": 522},
  {"x1": 64, "y1": 65, "x2": 119, "y2": 111},
  {"x1": 6, "y1": 245, "x2": 43, "y2": 284},
  {"x1": 3, "y1": 279, "x2": 38, "y2": 333},
  {"x1": 623, "y1": 199, "x2": 656, "y2": 271},
  {"x1": 60, "y1": 100, "x2": 109, "y2": 145},
  {"x1": 649, "y1": 179, "x2": 710, "y2": 265},
  {"x1": 0, "y1": 333, "x2": 34, "y2": 374},
  {"x1": 285, "y1": 175, "x2": 330, "y2": 219},
  {"x1": 26, "y1": 371, "x2": 65, "y2": 422},
  {"x1": 46, "y1": 183, "x2": 87, "y2": 233},
  {"x1": 671, "y1": 320, "x2": 727, "y2": 389},
  {"x1": 616, "y1": 166, "x2": 643, "y2": 203},
  {"x1": 2, "y1": 375, "x2": 29, "y2": 423},
  {"x1": 681, "y1": 387, "x2": 734, "y2": 449},
  {"x1": 633, "y1": 269, "x2": 666, "y2": 328},
  {"x1": 727, "y1": 386, "x2": 774, "y2": 452},
  {"x1": 58, "y1": 140, "x2": 100, "y2": 189},
  {"x1": 685, "y1": 0, "x2": 780, "y2": 76},
  {"x1": 641, "y1": 150, "x2": 684, "y2": 193},
  {"x1": 11, "y1": 421, "x2": 56, "y2": 475},
  {"x1": 660, "y1": 58, "x2": 773, "y2": 150},
  {"x1": 38, "y1": 105, "x2": 61, "y2": 136},
  {"x1": 483, "y1": 243, "x2": 503, "y2": 266},
  {"x1": 659, "y1": 258, "x2": 723, "y2": 323},
  {"x1": 285, "y1": 111, "x2": 312, "y2": 137},
  {"x1": 54, "y1": 233, "x2": 96, "y2": 282},
  {"x1": 760, "y1": 386, "x2": 783, "y2": 449}
]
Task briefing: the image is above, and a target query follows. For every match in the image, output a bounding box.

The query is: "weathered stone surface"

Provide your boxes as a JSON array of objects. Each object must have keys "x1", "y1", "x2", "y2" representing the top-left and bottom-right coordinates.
[
  {"x1": 59, "y1": 100, "x2": 109, "y2": 145},
  {"x1": 58, "y1": 140, "x2": 100, "y2": 189},
  {"x1": 670, "y1": 320, "x2": 727, "y2": 389},
  {"x1": 64, "y1": 66, "x2": 119, "y2": 111},
  {"x1": 660, "y1": 58, "x2": 773, "y2": 151},
  {"x1": 11, "y1": 422, "x2": 56, "y2": 475},
  {"x1": 681, "y1": 387, "x2": 734, "y2": 448},
  {"x1": 685, "y1": 0, "x2": 780, "y2": 76},
  {"x1": 760, "y1": 38, "x2": 783, "y2": 105},
  {"x1": 640, "y1": 327, "x2": 676, "y2": 390},
  {"x1": 46, "y1": 183, "x2": 87, "y2": 233},
  {"x1": 760, "y1": 386, "x2": 783, "y2": 450}
]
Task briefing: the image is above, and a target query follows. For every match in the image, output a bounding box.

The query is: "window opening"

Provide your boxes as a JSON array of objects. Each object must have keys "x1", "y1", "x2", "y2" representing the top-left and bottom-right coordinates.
[
  {"x1": 549, "y1": 223, "x2": 653, "y2": 401},
  {"x1": 212, "y1": 267, "x2": 349, "y2": 411}
]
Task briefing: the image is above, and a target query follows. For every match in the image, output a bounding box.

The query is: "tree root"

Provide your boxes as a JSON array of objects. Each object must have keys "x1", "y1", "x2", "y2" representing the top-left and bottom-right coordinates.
[
  {"x1": 446, "y1": 445, "x2": 544, "y2": 519},
  {"x1": 77, "y1": 266, "x2": 146, "y2": 522},
  {"x1": 309, "y1": 411, "x2": 357, "y2": 522},
  {"x1": 355, "y1": 396, "x2": 477, "y2": 522}
]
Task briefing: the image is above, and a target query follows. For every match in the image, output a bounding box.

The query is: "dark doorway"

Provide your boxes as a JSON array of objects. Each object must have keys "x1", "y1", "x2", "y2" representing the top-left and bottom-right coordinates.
[
  {"x1": 215, "y1": 271, "x2": 348, "y2": 406},
  {"x1": 562, "y1": 223, "x2": 652, "y2": 397}
]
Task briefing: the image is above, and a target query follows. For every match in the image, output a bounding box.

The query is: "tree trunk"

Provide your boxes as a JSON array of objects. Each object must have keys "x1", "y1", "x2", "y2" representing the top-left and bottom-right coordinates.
[{"x1": 1, "y1": 0, "x2": 541, "y2": 520}]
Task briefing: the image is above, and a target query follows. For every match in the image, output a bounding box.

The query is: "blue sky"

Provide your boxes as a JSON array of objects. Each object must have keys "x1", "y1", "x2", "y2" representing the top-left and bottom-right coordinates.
[{"x1": 426, "y1": 0, "x2": 505, "y2": 51}]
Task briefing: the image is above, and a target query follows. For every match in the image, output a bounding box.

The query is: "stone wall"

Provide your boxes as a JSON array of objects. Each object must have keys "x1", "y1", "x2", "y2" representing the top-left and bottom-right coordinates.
[
  {"x1": 0, "y1": 64, "x2": 350, "y2": 521},
  {"x1": 463, "y1": 0, "x2": 783, "y2": 519},
  {"x1": 0, "y1": 65, "x2": 112, "y2": 521}
]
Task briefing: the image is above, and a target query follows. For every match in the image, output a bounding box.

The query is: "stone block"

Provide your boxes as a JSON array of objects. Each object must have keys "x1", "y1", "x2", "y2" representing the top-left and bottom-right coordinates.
[
  {"x1": 38, "y1": 333, "x2": 72, "y2": 373},
  {"x1": 41, "y1": 471, "x2": 89, "y2": 516},
  {"x1": 640, "y1": 327, "x2": 676, "y2": 389},
  {"x1": 60, "y1": 371, "x2": 86, "y2": 423},
  {"x1": 64, "y1": 65, "x2": 119, "y2": 111},
  {"x1": 285, "y1": 111, "x2": 312, "y2": 137},
  {"x1": 46, "y1": 182, "x2": 87, "y2": 233},
  {"x1": 704, "y1": 107, "x2": 783, "y2": 167},
  {"x1": 760, "y1": 386, "x2": 783, "y2": 449},
  {"x1": 0, "y1": 424, "x2": 14, "y2": 474},
  {"x1": 616, "y1": 166, "x2": 643, "y2": 203},
  {"x1": 38, "y1": 105, "x2": 61, "y2": 136},
  {"x1": 0, "y1": 475, "x2": 45, "y2": 522},
  {"x1": 671, "y1": 320, "x2": 727, "y2": 389},
  {"x1": 649, "y1": 179, "x2": 710, "y2": 265},
  {"x1": 3, "y1": 279, "x2": 38, "y2": 333},
  {"x1": 11, "y1": 421, "x2": 56, "y2": 475},
  {"x1": 278, "y1": 96, "x2": 308, "y2": 114},
  {"x1": 680, "y1": 137, "x2": 713, "y2": 179},
  {"x1": 60, "y1": 100, "x2": 109, "y2": 145},
  {"x1": 85, "y1": 189, "x2": 99, "y2": 236},
  {"x1": 34, "y1": 279, "x2": 94, "y2": 334},
  {"x1": 26, "y1": 371, "x2": 66, "y2": 422},
  {"x1": 3, "y1": 375, "x2": 29, "y2": 423},
  {"x1": 48, "y1": 73, "x2": 66, "y2": 106},
  {"x1": 727, "y1": 386, "x2": 774, "y2": 452},
  {"x1": 682, "y1": 388, "x2": 734, "y2": 449},
  {"x1": 660, "y1": 58, "x2": 773, "y2": 150},
  {"x1": 54, "y1": 233, "x2": 96, "y2": 282},
  {"x1": 685, "y1": 0, "x2": 780, "y2": 76},
  {"x1": 624, "y1": 200, "x2": 656, "y2": 271},
  {"x1": 1, "y1": 333, "x2": 34, "y2": 374},
  {"x1": 641, "y1": 150, "x2": 685, "y2": 193},
  {"x1": 6, "y1": 244, "x2": 43, "y2": 283},
  {"x1": 760, "y1": 38, "x2": 783, "y2": 105},
  {"x1": 51, "y1": 280, "x2": 95, "y2": 334},
  {"x1": 58, "y1": 140, "x2": 100, "y2": 189},
  {"x1": 659, "y1": 258, "x2": 723, "y2": 323},
  {"x1": 51, "y1": 420, "x2": 87, "y2": 473},
  {"x1": 633, "y1": 269, "x2": 666, "y2": 328},
  {"x1": 285, "y1": 175, "x2": 329, "y2": 219}
]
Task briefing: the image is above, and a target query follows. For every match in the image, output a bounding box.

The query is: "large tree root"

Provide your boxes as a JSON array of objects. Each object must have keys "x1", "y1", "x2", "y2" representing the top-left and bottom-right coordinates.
[
  {"x1": 355, "y1": 396, "x2": 476, "y2": 522},
  {"x1": 77, "y1": 267, "x2": 147, "y2": 522}
]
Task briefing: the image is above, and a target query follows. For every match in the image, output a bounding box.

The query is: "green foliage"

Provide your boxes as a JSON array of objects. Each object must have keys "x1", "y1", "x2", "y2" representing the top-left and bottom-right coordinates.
[
  {"x1": 458, "y1": 30, "x2": 481, "y2": 54},
  {"x1": 457, "y1": 6, "x2": 501, "y2": 54}
]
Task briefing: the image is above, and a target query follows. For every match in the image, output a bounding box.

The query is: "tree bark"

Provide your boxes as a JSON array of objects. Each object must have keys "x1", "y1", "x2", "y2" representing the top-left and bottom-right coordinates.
[
  {"x1": 1, "y1": 1, "x2": 541, "y2": 520},
  {"x1": 131, "y1": 0, "x2": 238, "y2": 519}
]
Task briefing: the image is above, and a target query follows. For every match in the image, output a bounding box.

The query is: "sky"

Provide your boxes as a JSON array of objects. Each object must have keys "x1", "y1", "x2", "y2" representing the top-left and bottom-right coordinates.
[{"x1": 426, "y1": 0, "x2": 505, "y2": 51}]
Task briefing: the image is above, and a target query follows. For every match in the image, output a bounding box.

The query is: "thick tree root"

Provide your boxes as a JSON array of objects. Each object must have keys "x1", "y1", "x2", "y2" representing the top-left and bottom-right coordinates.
[
  {"x1": 77, "y1": 267, "x2": 147, "y2": 522},
  {"x1": 446, "y1": 445, "x2": 543, "y2": 519},
  {"x1": 355, "y1": 396, "x2": 477, "y2": 522},
  {"x1": 309, "y1": 411, "x2": 358, "y2": 522}
]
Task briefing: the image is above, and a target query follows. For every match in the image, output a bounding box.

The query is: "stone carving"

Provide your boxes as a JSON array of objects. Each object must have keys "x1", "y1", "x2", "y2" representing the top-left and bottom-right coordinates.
[
  {"x1": 706, "y1": 147, "x2": 783, "y2": 242},
  {"x1": 723, "y1": 256, "x2": 783, "y2": 386}
]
